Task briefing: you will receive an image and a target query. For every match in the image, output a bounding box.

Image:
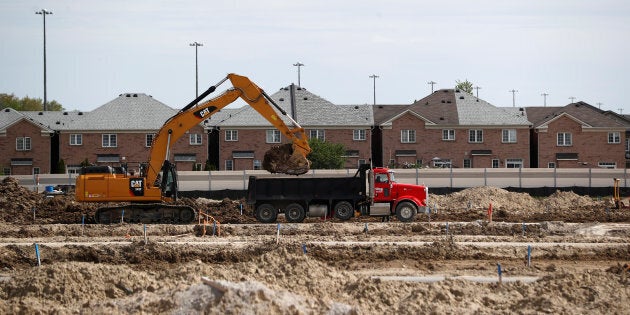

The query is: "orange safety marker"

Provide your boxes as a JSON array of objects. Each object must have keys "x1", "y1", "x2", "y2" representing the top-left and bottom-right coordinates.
[{"x1": 487, "y1": 203, "x2": 493, "y2": 222}]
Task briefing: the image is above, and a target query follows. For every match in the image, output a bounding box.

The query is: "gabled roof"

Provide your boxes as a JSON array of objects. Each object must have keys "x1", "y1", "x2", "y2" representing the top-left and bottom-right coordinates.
[
  {"x1": 375, "y1": 89, "x2": 531, "y2": 127},
  {"x1": 63, "y1": 93, "x2": 177, "y2": 131},
  {"x1": 0, "y1": 108, "x2": 54, "y2": 133},
  {"x1": 22, "y1": 110, "x2": 86, "y2": 130},
  {"x1": 526, "y1": 102, "x2": 626, "y2": 129},
  {"x1": 210, "y1": 85, "x2": 373, "y2": 128}
]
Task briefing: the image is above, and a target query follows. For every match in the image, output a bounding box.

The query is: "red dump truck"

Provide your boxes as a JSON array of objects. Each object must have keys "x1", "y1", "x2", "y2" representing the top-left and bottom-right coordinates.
[{"x1": 246, "y1": 164, "x2": 428, "y2": 223}]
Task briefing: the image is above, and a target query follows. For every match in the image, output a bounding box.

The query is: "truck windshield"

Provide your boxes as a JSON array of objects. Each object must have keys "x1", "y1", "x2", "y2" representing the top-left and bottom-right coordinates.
[{"x1": 388, "y1": 171, "x2": 396, "y2": 182}]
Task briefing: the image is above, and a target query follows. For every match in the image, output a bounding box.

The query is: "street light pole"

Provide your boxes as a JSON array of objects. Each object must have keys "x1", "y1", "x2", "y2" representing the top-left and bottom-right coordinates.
[
  {"x1": 293, "y1": 62, "x2": 304, "y2": 87},
  {"x1": 541, "y1": 93, "x2": 549, "y2": 107},
  {"x1": 189, "y1": 42, "x2": 203, "y2": 98},
  {"x1": 369, "y1": 74, "x2": 379, "y2": 105},
  {"x1": 509, "y1": 89, "x2": 518, "y2": 107},
  {"x1": 35, "y1": 9, "x2": 52, "y2": 111}
]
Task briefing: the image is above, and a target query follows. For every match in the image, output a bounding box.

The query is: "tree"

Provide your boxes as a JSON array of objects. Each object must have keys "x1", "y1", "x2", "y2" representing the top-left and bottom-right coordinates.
[
  {"x1": 56, "y1": 159, "x2": 66, "y2": 174},
  {"x1": 0, "y1": 93, "x2": 64, "y2": 111},
  {"x1": 307, "y1": 138, "x2": 346, "y2": 169},
  {"x1": 455, "y1": 79, "x2": 474, "y2": 94}
]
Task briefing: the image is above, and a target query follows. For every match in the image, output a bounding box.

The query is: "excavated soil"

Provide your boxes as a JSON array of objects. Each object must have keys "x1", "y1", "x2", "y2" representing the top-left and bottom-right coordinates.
[{"x1": 0, "y1": 176, "x2": 629, "y2": 314}]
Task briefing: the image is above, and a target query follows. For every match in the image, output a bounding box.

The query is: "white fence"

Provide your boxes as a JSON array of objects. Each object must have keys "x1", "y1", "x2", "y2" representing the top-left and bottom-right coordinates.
[{"x1": 4, "y1": 167, "x2": 629, "y2": 192}]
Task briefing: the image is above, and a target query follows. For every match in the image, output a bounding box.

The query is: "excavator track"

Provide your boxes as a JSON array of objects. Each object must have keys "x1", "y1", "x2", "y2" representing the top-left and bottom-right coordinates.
[{"x1": 95, "y1": 203, "x2": 197, "y2": 224}]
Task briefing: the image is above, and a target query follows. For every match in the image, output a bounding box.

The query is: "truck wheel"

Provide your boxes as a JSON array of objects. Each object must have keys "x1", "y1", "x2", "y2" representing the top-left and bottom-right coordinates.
[
  {"x1": 285, "y1": 203, "x2": 305, "y2": 223},
  {"x1": 255, "y1": 204, "x2": 278, "y2": 223},
  {"x1": 334, "y1": 201, "x2": 354, "y2": 221},
  {"x1": 395, "y1": 201, "x2": 416, "y2": 222}
]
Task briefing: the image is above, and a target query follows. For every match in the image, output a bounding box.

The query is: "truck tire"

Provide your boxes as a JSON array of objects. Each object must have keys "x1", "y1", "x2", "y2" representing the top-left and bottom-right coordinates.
[
  {"x1": 334, "y1": 201, "x2": 354, "y2": 221},
  {"x1": 395, "y1": 201, "x2": 416, "y2": 222},
  {"x1": 255, "y1": 203, "x2": 278, "y2": 223},
  {"x1": 285, "y1": 203, "x2": 306, "y2": 223}
]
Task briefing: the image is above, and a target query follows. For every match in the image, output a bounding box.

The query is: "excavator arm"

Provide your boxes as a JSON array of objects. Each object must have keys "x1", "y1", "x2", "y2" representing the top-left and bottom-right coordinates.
[{"x1": 145, "y1": 73, "x2": 311, "y2": 188}]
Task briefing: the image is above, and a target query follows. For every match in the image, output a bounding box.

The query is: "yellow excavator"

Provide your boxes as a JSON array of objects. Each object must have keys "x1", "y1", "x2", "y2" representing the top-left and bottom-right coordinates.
[{"x1": 75, "y1": 73, "x2": 311, "y2": 223}]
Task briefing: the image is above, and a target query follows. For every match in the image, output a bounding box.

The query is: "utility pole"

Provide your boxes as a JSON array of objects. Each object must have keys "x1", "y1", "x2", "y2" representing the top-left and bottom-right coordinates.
[
  {"x1": 508, "y1": 89, "x2": 518, "y2": 107},
  {"x1": 541, "y1": 93, "x2": 549, "y2": 107},
  {"x1": 189, "y1": 42, "x2": 203, "y2": 98},
  {"x1": 293, "y1": 62, "x2": 304, "y2": 87},
  {"x1": 569, "y1": 96, "x2": 576, "y2": 103},
  {"x1": 36, "y1": 9, "x2": 53, "y2": 111},
  {"x1": 474, "y1": 86, "x2": 481, "y2": 98},
  {"x1": 427, "y1": 81, "x2": 436, "y2": 93},
  {"x1": 369, "y1": 74, "x2": 379, "y2": 105}
]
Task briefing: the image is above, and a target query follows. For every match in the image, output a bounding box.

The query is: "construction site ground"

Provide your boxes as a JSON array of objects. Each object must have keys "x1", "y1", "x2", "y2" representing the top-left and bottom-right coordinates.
[{"x1": 0, "y1": 177, "x2": 629, "y2": 314}]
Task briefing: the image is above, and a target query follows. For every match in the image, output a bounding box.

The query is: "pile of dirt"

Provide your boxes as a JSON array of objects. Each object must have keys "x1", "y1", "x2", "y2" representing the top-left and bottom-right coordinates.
[{"x1": 262, "y1": 143, "x2": 310, "y2": 175}]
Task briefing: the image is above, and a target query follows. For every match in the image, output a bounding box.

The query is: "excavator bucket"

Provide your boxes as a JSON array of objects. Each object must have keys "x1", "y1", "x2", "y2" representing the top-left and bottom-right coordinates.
[{"x1": 263, "y1": 143, "x2": 311, "y2": 175}]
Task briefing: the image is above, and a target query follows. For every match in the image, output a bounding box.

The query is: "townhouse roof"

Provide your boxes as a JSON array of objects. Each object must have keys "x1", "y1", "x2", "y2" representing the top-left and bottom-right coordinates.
[
  {"x1": 22, "y1": 110, "x2": 86, "y2": 130},
  {"x1": 376, "y1": 89, "x2": 531, "y2": 127},
  {"x1": 0, "y1": 107, "x2": 54, "y2": 133},
  {"x1": 49, "y1": 93, "x2": 177, "y2": 131},
  {"x1": 526, "y1": 102, "x2": 627, "y2": 129},
  {"x1": 208, "y1": 85, "x2": 373, "y2": 128}
]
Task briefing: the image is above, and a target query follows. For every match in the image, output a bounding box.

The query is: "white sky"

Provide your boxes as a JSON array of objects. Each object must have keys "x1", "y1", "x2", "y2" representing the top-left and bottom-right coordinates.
[{"x1": 1, "y1": 0, "x2": 629, "y2": 113}]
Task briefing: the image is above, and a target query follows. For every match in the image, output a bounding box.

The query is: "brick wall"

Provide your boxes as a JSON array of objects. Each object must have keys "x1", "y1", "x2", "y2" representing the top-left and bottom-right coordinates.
[
  {"x1": 536, "y1": 115, "x2": 626, "y2": 168},
  {"x1": 1, "y1": 120, "x2": 51, "y2": 175},
  {"x1": 381, "y1": 112, "x2": 530, "y2": 168}
]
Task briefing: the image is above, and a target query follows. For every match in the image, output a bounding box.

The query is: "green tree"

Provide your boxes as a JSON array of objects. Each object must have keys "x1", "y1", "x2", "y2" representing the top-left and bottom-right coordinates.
[
  {"x1": 455, "y1": 79, "x2": 474, "y2": 94},
  {"x1": 307, "y1": 138, "x2": 346, "y2": 169},
  {"x1": 0, "y1": 93, "x2": 64, "y2": 111},
  {"x1": 80, "y1": 158, "x2": 91, "y2": 167},
  {"x1": 56, "y1": 159, "x2": 66, "y2": 174}
]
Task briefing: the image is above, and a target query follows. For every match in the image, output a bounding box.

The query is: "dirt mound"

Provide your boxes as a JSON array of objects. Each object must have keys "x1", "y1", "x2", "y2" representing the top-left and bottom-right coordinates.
[{"x1": 262, "y1": 143, "x2": 310, "y2": 175}]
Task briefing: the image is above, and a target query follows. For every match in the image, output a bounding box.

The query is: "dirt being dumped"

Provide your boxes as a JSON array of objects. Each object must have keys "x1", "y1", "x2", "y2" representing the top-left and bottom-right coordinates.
[{"x1": 0, "y1": 177, "x2": 629, "y2": 314}]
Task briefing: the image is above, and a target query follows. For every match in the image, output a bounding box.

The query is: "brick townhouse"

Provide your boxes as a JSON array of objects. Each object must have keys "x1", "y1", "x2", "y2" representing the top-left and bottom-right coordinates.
[
  {"x1": 205, "y1": 84, "x2": 374, "y2": 170},
  {"x1": 2, "y1": 86, "x2": 629, "y2": 175},
  {"x1": 14, "y1": 93, "x2": 207, "y2": 175},
  {"x1": 526, "y1": 102, "x2": 628, "y2": 168},
  {"x1": 0, "y1": 108, "x2": 53, "y2": 175},
  {"x1": 372, "y1": 89, "x2": 531, "y2": 168}
]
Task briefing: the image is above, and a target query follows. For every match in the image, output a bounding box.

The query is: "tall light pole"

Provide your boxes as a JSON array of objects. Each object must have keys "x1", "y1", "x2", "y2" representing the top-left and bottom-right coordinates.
[
  {"x1": 293, "y1": 62, "x2": 304, "y2": 86},
  {"x1": 427, "y1": 81, "x2": 436, "y2": 93},
  {"x1": 189, "y1": 41, "x2": 203, "y2": 98},
  {"x1": 508, "y1": 89, "x2": 518, "y2": 107},
  {"x1": 35, "y1": 9, "x2": 52, "y2": 111},
  {"x1": 474, "y1": 86, "x2": 482, "y2": 98},
  {"x1": 369, "y1": 74, "x2": 379, "y2": 105},
  {"x1": 541, "y1": 93, "x2": 549, "y2": 107}
]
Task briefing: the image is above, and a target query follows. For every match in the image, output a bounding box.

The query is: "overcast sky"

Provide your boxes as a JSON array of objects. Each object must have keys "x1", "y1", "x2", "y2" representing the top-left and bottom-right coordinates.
[{"x1": 1, "y1": 0, "x2": 629, "y2": 113}]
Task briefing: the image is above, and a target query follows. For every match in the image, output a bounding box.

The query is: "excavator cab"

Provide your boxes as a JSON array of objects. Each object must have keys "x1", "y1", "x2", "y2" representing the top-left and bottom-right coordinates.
[{"x1": 159, "y1": 160, "x2": 179, "y2": 200}]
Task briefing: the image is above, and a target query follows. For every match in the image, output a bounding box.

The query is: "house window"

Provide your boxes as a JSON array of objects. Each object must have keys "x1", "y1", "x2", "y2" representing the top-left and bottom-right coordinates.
[
  {"x1": 353, "y1": 129, "x2": 366, "y2": 141},
  {"x1": 33, "y1": 167, "x2": 40, "y2": 175},
  {"x1": 442, "y1": 129, "x2": 455, "y2": 141},
  {"x1": 388, "y1": 159, "x2": 395, "y2": 167},
  {"x1": 225, "y1": 130, "x2": 238, "y2": 141},
  {"x1": 557, "y1": 132, "x2": 572, "y2": 146},
  {"x1": 102, "y1": 134, "x2": 117, "y2": 147},
  {"x1": 401, "y1": 130, "x2": 416, "y2": 143},
  {"x1": 225, "y1": 160, "x2": 233, "y2": 170},
  {"x1": 189, "y1": 134, "x2": 203, "y2": 145},
  {"x1": 16, "y1": 137, "x2": 32, "y2": 151},
  {"x1": 469, "y1": 130, "x2": 483, "y2": 143},
  {"x1": 502, "y1": 129, "x2": 517, "y2": 143},
  {"x1": 3, "y1": 168, "x2": 10, "y2": 175},
  {"x1": 309, "y1": 129, "x2": 325, "y2": 141},
  {"x1": 358, "y1": 159, "x2": 366, "y2": 167},
  {"x1": 70, "y1": 134, "x2": 82, "y2": 146},
  {"x1": 608, "y1": 132, "x2": 621, "y2": 144},
  {"x1": 492, "y1": 159, "x2": 499, "y2": 168},
  {"x1": 505, "y1": 158, "x2": 523, "y2": 168},
  {"x1": 253, "y1": 160, "x2": 261, "y2": 170},
  {"x1": 598, "y1": 162, "x2": 616, "y2": 169},
  {"x1": 266, "y1": 130, "x2": 281, "y2": 143},
  {"x1": 548, "y1": 162, "x2": 556, "y2": 168},
  {"x1": 145, "y1": 134, "x2": 155, "y2": 147},
  {"x1": 463, "y1": 159, "x2": 472, "y2": 168}
]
